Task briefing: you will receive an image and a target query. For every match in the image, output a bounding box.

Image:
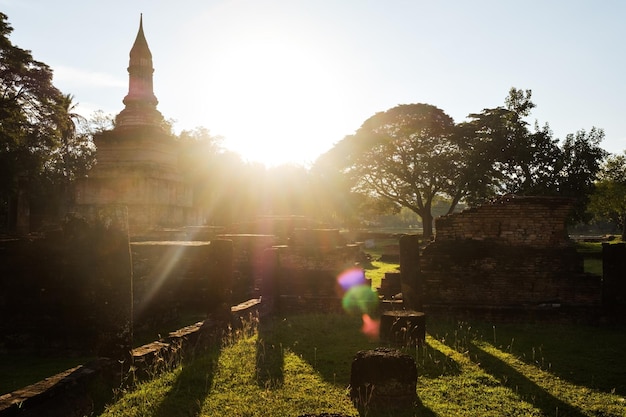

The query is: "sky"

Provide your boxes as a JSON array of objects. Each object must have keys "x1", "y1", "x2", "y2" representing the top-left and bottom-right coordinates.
[{"x1": 2, "y1": 0, "x2": 626, "y2": 167}]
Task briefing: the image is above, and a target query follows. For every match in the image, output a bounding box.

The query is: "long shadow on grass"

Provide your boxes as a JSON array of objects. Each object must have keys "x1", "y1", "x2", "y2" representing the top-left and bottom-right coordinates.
[
  {"x1": 271, "y1": 314, "x2": 379, "y2": 387},
  {"x1": 436, "y1": 319, "x2": 626, "y2": 396},
  {"x1": 415, "y1": 341, "x2": 462, "y2": 379},
  {"x1": 268, "y1": 314, "x2": 452, "y2": 416},
  {"x1": 467, "y1": 342, "x2": 587, "y2": 417},
  {"x1": 273, "y1": 315, "x2": 462, "y2": 385},
  {"x1": 150, "y1": 340, "x2": 221, "y2": 417},
  {"x1": 256, "y1": 316, "x2": 285, "y2": 389},
  {"x1": 498, "y1": 323, "x2": 626, "y2": 396}
]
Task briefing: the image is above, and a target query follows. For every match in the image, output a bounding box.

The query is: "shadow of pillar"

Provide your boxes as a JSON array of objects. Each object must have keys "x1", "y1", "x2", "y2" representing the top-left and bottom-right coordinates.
[{"x1": 467, "y1": 342, "x2": 589, "y2": 417}]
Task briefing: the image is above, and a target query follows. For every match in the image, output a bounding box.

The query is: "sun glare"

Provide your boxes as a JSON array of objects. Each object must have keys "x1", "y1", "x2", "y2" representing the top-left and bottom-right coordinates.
[
  {"x1": 178, "y1": 12, "x2": 351, "y2": 167},
  {"x1": 212, "y1": 38, "x2": 338, "y2": 166}
]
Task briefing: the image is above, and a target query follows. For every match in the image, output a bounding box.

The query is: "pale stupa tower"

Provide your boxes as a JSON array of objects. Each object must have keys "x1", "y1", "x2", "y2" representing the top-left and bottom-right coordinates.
[
  {"x1": 75, "y1": 15, "x2": 198, "y2": 236},
  {"x1": 116, "y1": 14, "x2": 163, "y2": 129}
]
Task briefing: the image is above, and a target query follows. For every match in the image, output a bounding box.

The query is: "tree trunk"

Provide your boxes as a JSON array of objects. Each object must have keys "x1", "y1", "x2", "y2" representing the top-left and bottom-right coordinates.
[
  {"x1": 447, "y1": 190, "x2": 464, "y2": 215},
  {"x1": 421, "y1": 210, "x2": 433, "y2": 239}
]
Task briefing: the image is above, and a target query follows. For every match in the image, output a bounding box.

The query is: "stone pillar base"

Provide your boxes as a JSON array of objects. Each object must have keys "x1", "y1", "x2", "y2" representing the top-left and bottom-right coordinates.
[{"x1": 349, "y1": 347, "x2": 417, "y2": 411}]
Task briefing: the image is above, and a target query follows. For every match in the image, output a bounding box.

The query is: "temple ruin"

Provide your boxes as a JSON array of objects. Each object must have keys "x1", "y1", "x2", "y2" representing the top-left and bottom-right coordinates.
[
  {"x1": 420, "y1": 195, "x2": 603, "y2": 309},
  {"x1": 74, "y1": 16, "x2": 199, "y2": 236}
]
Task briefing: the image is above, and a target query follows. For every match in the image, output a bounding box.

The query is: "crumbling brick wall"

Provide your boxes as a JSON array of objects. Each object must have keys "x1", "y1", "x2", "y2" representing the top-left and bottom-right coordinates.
[
  {"x1": 435, "y1": 195, "x2": 572, "y2": 247},
  {"x1": 421, "y1": 195, "x2": 602, "y2": 307},
  {"x1": 131, "y1": 240, "x2": 233, "y2": 329},
  {"x1": 275, "y1": 230, "x2": 359, "y2": 313}
]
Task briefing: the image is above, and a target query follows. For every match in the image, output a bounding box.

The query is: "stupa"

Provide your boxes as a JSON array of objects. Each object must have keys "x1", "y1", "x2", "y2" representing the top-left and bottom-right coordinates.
[{"x1": 75, "y1": 16, "x2": 198, "y2": 236}]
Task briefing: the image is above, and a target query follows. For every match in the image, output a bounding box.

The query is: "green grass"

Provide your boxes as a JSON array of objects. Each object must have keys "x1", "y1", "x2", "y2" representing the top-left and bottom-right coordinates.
[
  {"x1": 575, "y1": 237, "x2": 625, "y2": 276},
  {"x1": 4, "y1": 235, "x2": 623, "y2": 413},
  {"x1": 0, "y1": 354, "x2": 93, "y2": 395},
  {"x1": 361, "y1": 236, "x2": 402, "y2": 289},
  {"x1": 98, "y1": 314, "x2": 626, "y2": 417},
  {"x1": 0, "y1": 312, "x2": 206, "y2": 395},
  {"x1": 363, "y1": 260, "x2": 400, "y2": 289}
]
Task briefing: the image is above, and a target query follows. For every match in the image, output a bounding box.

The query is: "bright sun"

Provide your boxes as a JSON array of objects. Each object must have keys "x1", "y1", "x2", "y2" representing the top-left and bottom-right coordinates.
[
  {"x1": 209, "y1": 37, "x2": 340, "y2": 166},
  {"x1": 178, "y1": 11, "x2": 352, "y2": 167}
]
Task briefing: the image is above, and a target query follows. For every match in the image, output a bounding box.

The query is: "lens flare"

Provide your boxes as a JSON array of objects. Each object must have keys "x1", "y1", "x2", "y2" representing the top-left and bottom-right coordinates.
[
  {"x1": 337, "y1": 267, "x2": 366, "y2": 291},
  {"x1": 341, "y1": 284, "x2": 378, "y2": 316},
  {"x1": 337, "y1": 267, "x2": 379, "y2": 338},
  {"x1": 361, "y1": 313, "x2": 380, "y2": 341}
]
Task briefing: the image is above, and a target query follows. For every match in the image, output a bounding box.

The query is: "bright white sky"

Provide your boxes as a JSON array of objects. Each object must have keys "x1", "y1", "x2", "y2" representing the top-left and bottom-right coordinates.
[{"x1": 2, "y1": 0, "x2": 626, "y2": 167}]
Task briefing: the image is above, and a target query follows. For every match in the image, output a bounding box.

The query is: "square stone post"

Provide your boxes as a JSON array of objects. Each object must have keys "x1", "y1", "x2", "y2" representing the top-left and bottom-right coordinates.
[
  {"x1": 602, "y1": 242, "x2": 626, "y2": 306},
  {"x1": 75, "y1": 206, "x2": 133, "y2": 361},
  {"x1": 399, "y1": 234, "x2": 422, "y2": 310},
  {"x1": 208, "y1": 239, "x2": 233, "y2": 321}
]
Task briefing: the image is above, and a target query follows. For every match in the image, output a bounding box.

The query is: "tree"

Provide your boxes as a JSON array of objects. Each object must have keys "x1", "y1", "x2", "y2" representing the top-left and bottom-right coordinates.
[
  {"x1": 319, "y1": 88, "x2": 607, "y2": 237},
  {"x1": 458, "y1": 88, "x2": 562, "y2": 201},
  {"x1": 588, "y1": 153, "x2": 626, "y2": 239},
  {"x1": 310, "y1": 148, "x2": 371, "y2": 227},
  {"x1": 36, "y1": 94, "x2": 96, "y2": 216},
  {"x1": 0, "y1": 14, "x2": 100, "y2": 230},
  {"x1": 178, "y1": 127, "x2": 277, "y2": 225},
  {"x1": 323, "y1": 103, "x2": 458, "y2": 238},
  {"x1": 557, "y1": 128, "x2": 607, "y2": 223},
  {"x1": 458, "y1": 88, "x2": 606, "y2": 224},
  {"x1": 177, "y1": 127, "x2": 228, "y2": 223},
  {"x1": 82, "y1": 109, "x2": 115, "y2": 134},
  {"x1": 0, "y1": 12, "x2": 65, "y2": 230}
]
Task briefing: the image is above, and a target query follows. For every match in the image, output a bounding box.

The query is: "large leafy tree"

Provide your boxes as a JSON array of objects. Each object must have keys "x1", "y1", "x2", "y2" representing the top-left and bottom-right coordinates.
[
  {"x1": 557, "y1": 128, "x2": 607, "y2": 223},
  {"x1": 0, "y1": 13, "x2": 95, "y2": 230},
  {"x1": 311, "y1": 147, "x2": 375, "y2": 227},
  {"x1": 318, "y1": 93, "x2": 560, "y2": 238},
  {"x1": 458, "y1": 88, "x2": 562, "y2": 201},
  {"x1": 36, "y1": 94, "x2": 96, "y2": 217},
  {"x1": 322, "y1": 103, "x2": 458, "y2": 238},
  {"x1": 589, "y1": 153, "x2": 626, "y2": 239},
  {"x1": 178, "y1": 127, "x2": 271, "y2": 225},
  {"x1": 318, "y1": 88, "x2": 606, "y2": 236},
  {"x1": 457, "y1": 88, "x2": 606, "y2": 223},
  {"x1": 0, "y1": 12, "x2": 63, "y2": 229}
]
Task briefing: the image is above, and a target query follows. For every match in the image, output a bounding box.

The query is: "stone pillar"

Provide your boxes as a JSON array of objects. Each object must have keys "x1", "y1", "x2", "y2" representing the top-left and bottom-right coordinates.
[
  {"x1": 208, "y1": 239, "x2": 233, "y2": 321},
  {"x1": 379, "y1": 272, "x2": 401, "y2": 299},
  {"x1": 350, "y1": 347, "x2": 417, "y2": 412},
  {"x1": 260, "y1": 247, "x2": 279, "y2": 315},
  {"x1": 399, "y1": 234, "x2": 421, "y2": 310},
  {"x1": 379, "y1": 310, "x2": 426, "y2": 346},
  {"x1": 79, "y1": 206, "x2": 133, "y2": 361},
  {"x1": 602, "y1": 243, "x2": 626, "y2": 305}
]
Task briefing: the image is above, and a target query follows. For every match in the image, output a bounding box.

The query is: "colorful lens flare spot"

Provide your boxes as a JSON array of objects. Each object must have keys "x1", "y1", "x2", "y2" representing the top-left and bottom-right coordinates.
[
  {"x1": 341, "y1": 284, "x2": 379, "y2": 316},
  {"x1": 337, "y1": 267, "x2": 366, "y2": 291},
  {"x1": 361, "y1": 314, "x2": 380, "y2": 341}
]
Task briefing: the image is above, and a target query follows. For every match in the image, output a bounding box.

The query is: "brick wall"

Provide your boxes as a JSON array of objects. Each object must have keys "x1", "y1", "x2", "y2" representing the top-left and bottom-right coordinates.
[
  {"x1": 435, "y1": 195, "x2": 572, "y2": 247},
  {"x1": 277, "y1": 245, "x2": 360, "y2": 299},
  {"x1": 420, "y1": 195, "x2": 602, "y2": 307}
]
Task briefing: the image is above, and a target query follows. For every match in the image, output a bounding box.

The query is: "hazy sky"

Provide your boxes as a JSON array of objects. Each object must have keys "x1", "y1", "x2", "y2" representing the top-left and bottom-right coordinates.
[{"x1": 2, "y1": 0, "x2": 626, "y2": 166}]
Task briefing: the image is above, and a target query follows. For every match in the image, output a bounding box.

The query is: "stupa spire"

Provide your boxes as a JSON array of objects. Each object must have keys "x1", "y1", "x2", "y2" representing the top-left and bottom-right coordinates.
[{"x1": 115, "y1": 14, "x2": 164, "y2": 129}]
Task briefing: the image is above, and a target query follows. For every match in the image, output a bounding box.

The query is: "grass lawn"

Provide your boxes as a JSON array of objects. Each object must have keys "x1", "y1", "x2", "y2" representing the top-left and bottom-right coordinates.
[
  {"x1": 0, "y1": 313, "x2": 210, "y2": 395},
  {"x1": 0, "y1": 354, "x2": 93, "y2": 395},
  {"x1": 5, "y1": 236, "x2": 625, "y2": 415},
  {"x1": 98, "y1": 313, "x2": 626, "y2": 417}
]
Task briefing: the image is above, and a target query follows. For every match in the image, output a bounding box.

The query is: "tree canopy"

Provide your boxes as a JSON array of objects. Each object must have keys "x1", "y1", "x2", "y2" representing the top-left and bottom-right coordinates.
[
  {"x1": 316, "y1": 88, "x2": 608, "y2": 237},
  {"x1": 318, "y1": 103, "x2": 458, "y2": 237},
  {"x1": 589, "y1": 153, "x2": 626, "y2": 239},
  {"x1": 0, "y1": 13, "x2": 95, "y2": 230},
  {"x1": 458, "y1": 89, "x2": 562, "y2": 199}
]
